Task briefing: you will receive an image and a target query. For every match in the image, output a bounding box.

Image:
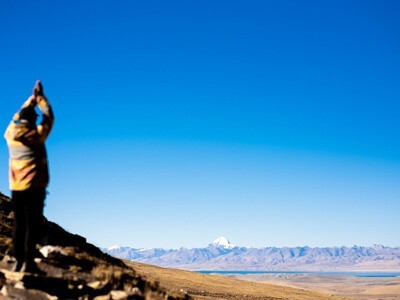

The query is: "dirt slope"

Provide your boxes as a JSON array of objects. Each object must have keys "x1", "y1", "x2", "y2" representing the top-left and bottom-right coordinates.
[{"x1": 127, "y1": 261, "x2": 348, "y2": 300}]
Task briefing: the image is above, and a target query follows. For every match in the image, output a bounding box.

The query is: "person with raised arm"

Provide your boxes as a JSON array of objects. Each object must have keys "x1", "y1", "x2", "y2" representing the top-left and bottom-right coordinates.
[{"x1": 4, "y1": 81, "x2": 54, "y2": 273}]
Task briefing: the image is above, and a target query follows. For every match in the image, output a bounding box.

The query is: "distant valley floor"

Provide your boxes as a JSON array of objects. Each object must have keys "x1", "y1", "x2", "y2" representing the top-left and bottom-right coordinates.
[{"x1": 230, "y1": 273, "x2": 400, "y2": 300}]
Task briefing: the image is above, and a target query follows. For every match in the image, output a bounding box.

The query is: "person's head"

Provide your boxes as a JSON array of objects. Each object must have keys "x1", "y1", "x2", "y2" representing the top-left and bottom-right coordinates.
[{"x1": 18, "y1": 106, "x2": 38, "y2": 125}]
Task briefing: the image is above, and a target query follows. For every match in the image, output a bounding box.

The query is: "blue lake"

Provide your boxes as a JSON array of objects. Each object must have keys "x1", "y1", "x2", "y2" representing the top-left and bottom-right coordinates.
[{"x1": 197, "y1": 270, "x2": 400, "y2": 278}]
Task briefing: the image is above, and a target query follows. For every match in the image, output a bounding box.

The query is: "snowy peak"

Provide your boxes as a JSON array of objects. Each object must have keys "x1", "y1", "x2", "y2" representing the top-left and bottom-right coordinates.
[
  {"x1": 210, "y1": 237, "x2": 235, "y2": 249},
  {"x1": 107, "y1": 245, "x2": 122, "y2": 250}
]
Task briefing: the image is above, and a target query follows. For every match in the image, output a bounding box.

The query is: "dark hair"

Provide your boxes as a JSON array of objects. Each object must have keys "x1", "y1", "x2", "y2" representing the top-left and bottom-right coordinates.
[{"x1": 19, "y1": 107, "x2": 38, "y2": 124}]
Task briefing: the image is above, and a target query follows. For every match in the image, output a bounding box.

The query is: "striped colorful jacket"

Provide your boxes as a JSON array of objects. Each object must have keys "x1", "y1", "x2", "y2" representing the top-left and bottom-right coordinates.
[{"x1": 4, "y1": 95, "x2": 54, "y2": 191}]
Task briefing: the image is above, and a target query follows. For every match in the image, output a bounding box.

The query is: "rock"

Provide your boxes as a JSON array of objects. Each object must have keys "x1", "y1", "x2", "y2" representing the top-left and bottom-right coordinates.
[
  {"x1": 0, "y1": 192, "x2": 191, "y2": 300},
  {"x1": 1, "y1": 268, "x2": 25, "y2": 281},
  {"x1": 110, "y1": 290, "x2": 129, "y2": 299},
  {"x1": 39, "y1": 246, "x2": 67, "y2": 258},
  {"x1": 93, "y1": 290, "x2": 136, "y2": 300},
  {"x1": 88, "y1": 280, "x2": 103, "y2": 289},
  {"x1": 130, "y1": 286, "x2": 143, "y2": 297},
  {"x1": 1, "y1": 285, "x2": 58, "y2": 300}
]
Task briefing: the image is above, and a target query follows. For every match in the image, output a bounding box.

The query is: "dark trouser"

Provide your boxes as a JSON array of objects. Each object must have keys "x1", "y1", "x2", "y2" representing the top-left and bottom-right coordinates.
[{"x1": 12, "y1": 188, "x2": 46, "y2": 267}]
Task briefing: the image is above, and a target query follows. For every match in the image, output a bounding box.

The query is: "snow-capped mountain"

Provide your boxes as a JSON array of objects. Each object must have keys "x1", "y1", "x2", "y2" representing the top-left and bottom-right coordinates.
[
  {"x1": 210, "y1": 237, "x2": 236, "y2": 249},
  {"x1": 105, "y1": 245, "x2": 171, "y2": 261},
  {"x1": 103, "y1": 238, "x2": 400, "y2": 271}
]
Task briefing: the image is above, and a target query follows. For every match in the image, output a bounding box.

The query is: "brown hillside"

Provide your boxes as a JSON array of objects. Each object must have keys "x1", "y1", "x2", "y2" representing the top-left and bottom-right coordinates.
[{"x1": 127, "y1": 261, "x2": 348, "y2": 300}]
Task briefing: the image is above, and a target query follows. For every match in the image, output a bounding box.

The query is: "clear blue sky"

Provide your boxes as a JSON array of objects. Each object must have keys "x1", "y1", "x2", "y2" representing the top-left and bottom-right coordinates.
[{"x1": 1, "y1": 0, "x2": 399, "y2": 249}]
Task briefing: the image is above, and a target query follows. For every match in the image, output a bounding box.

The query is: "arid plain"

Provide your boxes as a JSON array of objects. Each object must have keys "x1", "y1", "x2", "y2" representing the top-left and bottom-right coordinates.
[{"x1": 232, "y1": 273, "x2": 400, "y2": 300}]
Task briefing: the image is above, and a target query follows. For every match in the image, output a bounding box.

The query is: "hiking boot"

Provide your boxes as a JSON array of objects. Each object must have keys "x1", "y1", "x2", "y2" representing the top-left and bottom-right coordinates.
[
  {"x1": 10, "y1": 261, "x2": 23, "y2": 272},
  {"x1": 20, "y1": 262, "x2": 46, "y2": 275}
]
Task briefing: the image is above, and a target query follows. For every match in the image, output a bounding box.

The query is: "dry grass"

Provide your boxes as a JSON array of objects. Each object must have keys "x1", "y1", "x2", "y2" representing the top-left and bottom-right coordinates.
[{"x1": 126, "y1": 261, "x2": 347, "y2": 300}]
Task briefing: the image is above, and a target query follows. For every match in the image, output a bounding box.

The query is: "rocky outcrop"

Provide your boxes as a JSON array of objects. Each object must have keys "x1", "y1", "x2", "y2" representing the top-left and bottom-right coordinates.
[{"x1": 0, "y1": 192, "x2": 190, "y2": 299}]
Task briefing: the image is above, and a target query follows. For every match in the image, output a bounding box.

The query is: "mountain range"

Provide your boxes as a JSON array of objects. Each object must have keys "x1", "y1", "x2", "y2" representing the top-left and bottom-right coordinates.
[{"x1": 103, "y1": 237, "x2": 400, "y2": 271}]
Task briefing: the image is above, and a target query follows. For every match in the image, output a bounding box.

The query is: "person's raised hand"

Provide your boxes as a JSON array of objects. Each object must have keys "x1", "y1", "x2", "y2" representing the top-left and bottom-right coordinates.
[{"x1": 33, "y1": 80, "x2": 44, "y2": 96}]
